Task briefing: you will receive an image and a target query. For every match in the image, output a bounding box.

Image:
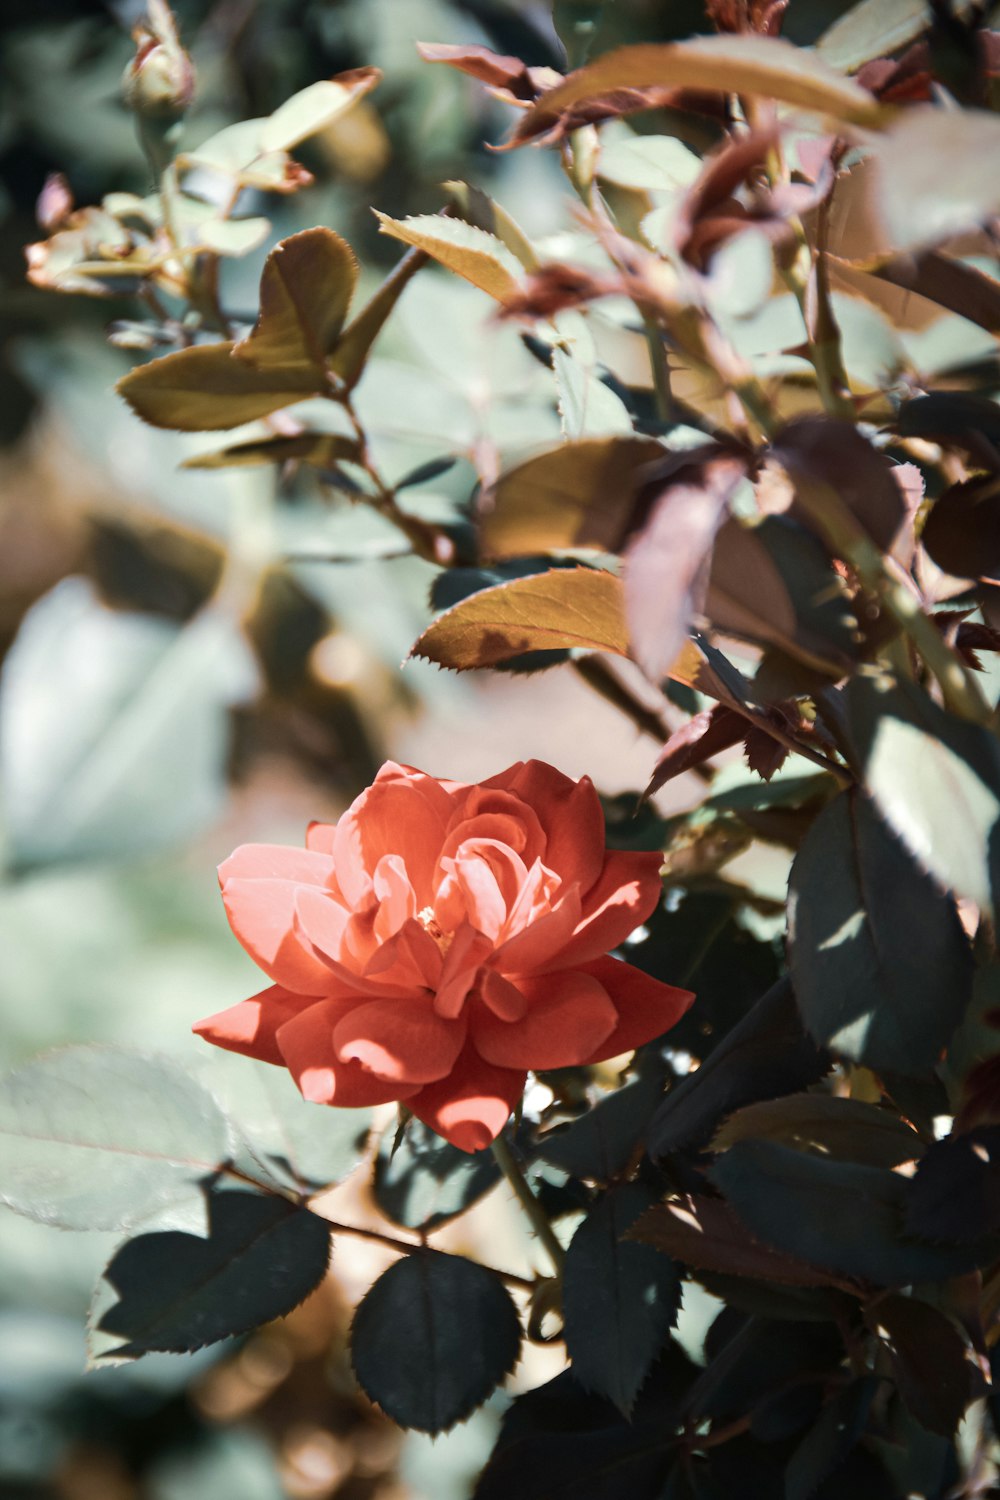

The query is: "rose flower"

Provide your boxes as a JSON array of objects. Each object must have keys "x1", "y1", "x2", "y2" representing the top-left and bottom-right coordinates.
[{"x1": 195, "y1": 760, "x2": 693, "y2": 1151}]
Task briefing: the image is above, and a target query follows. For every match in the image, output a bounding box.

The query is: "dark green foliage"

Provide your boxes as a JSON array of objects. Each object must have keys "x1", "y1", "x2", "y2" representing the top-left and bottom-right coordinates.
[
  {"x1": 350, "y1": 1250, "x2": 522, "y2": 1433},
  {"x1": 373, "y1": 1117, "x2": 501, "y2": 1231}
]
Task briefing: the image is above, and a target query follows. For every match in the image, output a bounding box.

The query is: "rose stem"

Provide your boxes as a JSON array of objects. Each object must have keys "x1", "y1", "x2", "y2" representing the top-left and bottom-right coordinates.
[{"x1": 491, "y1": 1130, "x2": 567, "y2": 1276}]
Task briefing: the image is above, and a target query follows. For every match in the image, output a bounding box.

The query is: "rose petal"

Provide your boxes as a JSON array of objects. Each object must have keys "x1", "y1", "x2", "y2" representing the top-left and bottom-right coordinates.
[
  {"x1": 305, "y1": 821, "x2": 336, "y2": 854},
  {"x1": 220, "y1": 843, "x2": 335, "y2": 886},
  {"x1": 485, "y1": 761, "x2": 605, "y2": 893},
  {"x1": 294, "y1": 888, "x2": 416, "y2": 998},
  {"x1": 334, "y1": 998, "x2": 467, "y2": 1083},
  {"x1": 408, "y1": 1046, "x2": 526, "y2": 1152},
  {"x1": 480, "y1": 969, "x2": 527, "y2": 1022},
  {"x1": 333, "y1": 761, "x2": 456, "y2": 906},
  {"x1": 491, "y1": 885, "x2": 582, "y2": 974},
  {"x1": 193, "y1": 984, "x2": 310, "y2": 1065},
  {"x1": 472, "y1": 969, "x2": 617, "y2": 1069},
  {"x1": 575, "y1": 955, "x2": 694, "y2": 1064},
  {"x1": 373, "y1": 853, "x2": 417, "y2": 941},
  {"x1": 365, "y1": 917, "x2": 443, "y2": 989},
  {"x1": 434, "y1": 922, "x2": 492, "y2": 1019},
  {"x1": 546, "y1": 850, "x2": 664, "y2": 970},
  {"x1": 222, "y1": 877, "x2": 336, "y2": 994},
  {"x1": 277, "y1": 1000, "x2": 418, "y2": 1105}
]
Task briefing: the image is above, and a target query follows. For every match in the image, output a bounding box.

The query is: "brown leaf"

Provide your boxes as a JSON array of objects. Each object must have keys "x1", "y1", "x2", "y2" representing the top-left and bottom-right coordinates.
[
  {"x1": 233, "y1": 228, "x2": 357, "y2": 371},
  {"x1": 868, "y1": 249, "x2": 1000, "y2": 338},
  {"x1": 410, "y1": 567, "x2": 630, "y2": 670},
  {"x1": 646, "y1": 704, "x2": 746, "y2": 797},
  {"x1": 116, "y1": 342, "x2": 322, "y2": 431},
  {"x1": 705, "y1": 0, "x2": 788, "y2": 36},
  {"x1": 743, "y1": 721, "x2": 790, "y2": 780},
  {"x1": 494, "y1": 261, "x2": 615, "y2": 321},
  {"x1": 922, "y1": 474, "x2": 1000, "y2": 582},
  {"x1": 507, "y1": 35, "x2": 883, "y2": 148},
  {"x1": 855, "y1": 42, "x2": 933, "y2": 103},
  {"x1": 481, "y1": 436, "x2": 667, "y2": 559},
  {"x1": 415, "y1": 41, "x2": 556, "y2": 103},
  {"x1": 867, "y1": 1295, "x2": 983, "y2": 1436},
  {"x1": 771, "y1": 416, "x2": 906, "y2": 553},
  {"x1": 630, "y1": 1195, "x2": 853, "y2": 1288},
  {"x1": 182, "y1": 433, "x2": 362, "y2": 470},
  {"x1": 624, "y1": 448, "x2": 750, "y2": 683}
]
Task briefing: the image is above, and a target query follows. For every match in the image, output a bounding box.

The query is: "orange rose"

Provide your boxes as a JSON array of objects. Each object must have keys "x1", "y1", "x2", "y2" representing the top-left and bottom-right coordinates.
[{"x1": 195, "y1": 760, "x2": 693, "y2": 1151}]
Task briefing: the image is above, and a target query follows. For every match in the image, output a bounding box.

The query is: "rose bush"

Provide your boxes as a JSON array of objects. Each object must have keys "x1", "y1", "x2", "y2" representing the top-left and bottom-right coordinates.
[{"x1": 195, "y1": 759, "x2": 693, "y2": 1149}]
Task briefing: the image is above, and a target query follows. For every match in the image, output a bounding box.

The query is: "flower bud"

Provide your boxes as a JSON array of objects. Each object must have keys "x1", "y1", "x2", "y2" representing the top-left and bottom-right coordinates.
[{"x1": 121, "y1": 0, "x2": 195, "y2": 121}]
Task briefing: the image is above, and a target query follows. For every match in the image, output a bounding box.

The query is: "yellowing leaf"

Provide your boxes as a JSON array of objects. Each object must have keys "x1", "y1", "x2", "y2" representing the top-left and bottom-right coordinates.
[
  {"x1": 411, "y1": 567, "x2": 629, "y2": 669},
  {"x1": 117, "y1": 343, "x2": 321, "y2": 431},
  {"x1": 482, "y1": 437, "x2": 666, "y2": 558},
  {"x1": 513, "y1": 36, "x2": 884, "y2": 146},
  {"x1": 182, "y1": 433, "x2": 362, "y2": 469},
  {"x1": 374, "y1": 212, "x2": 523, "y2": 303},
  {"x1": 258, "y1": 68, "x2": 382, "y2": 152},
  {"x1": 234, "y1": 228, "x2": 358, "y2": 371}
]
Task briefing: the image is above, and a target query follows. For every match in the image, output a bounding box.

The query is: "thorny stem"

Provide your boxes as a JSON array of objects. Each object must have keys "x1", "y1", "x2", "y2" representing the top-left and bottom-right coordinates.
[{"x1": 491, "y1": 1130, "x2": 567, "y2": 1277}]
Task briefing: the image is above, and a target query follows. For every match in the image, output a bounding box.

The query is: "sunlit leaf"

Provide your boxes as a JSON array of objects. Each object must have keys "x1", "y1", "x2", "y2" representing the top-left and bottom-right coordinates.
[
  {"x1": 816, "y1": 0, "x2": 944, "y2": 72},
  {"x1": 234, "y1": 228, "x2": 358, "y2": 371},
  {"x1": 411, "y1": 567, "x2": 629, "y2": 669},
  {"x1": 374, "y1": 212, "x2": 523, "y2": 303},
  {"x1": 258, "y1": 68, "x2": 382, "y2": 152},
  {"x1": 872, "y1": 107, "x2": 1000, "y2": 255},
  {"x1": 117, "y1": 341, "x2": 322, "y2": 431}
]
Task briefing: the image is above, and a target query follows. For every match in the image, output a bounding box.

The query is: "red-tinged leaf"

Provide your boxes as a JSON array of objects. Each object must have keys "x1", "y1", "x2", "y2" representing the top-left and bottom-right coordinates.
[
  {"x1": 495, "y1": 262, "x2": 615, "y2": 322},
  {"x1": 116, "y1": 342, "x2": 323, "y2": 432},
  {"x1": 855, "y1": 43, "x2": 932, "y2": 103},
  {"x1": 866, "y1": 1295, "x2": 983, "y2": 1437},
  {"x1": 922, "y1": 474, "x2": 1000, "y2": 582},
  {"x1": 416, "y1": 41, "x2": 549, "y2": 101},
  {"x1": 957, "y1": 621, "x2": 1000, "y2": 670},
  {"x1": 744, "y1": 722, "x2": 790, "y2": 781},
  {"x1": 867, "y1": 250, "x2": 1000, "y2": 337},
  {"x1": 624, "y1": 449, "x2": 749, "y2": 684},
  {"x1": 508, "y1": 36, "x2": 883, "y2": 148},
  {"x1": 646, "y1": 705, "x2": 746, "y2": 797},
  {"x1": 481, "y1": 436, "x2": 667, "y2": 560},
  {"x1": 629, "y1": 1195, "x2": 853, "y2": 1289},
  {"x1": 233, "y1": 228, "x2": 357, "y2": 370},
  {"x1": 410, "y1": 567, "x2": 629, "y2": 670},
  {"x1": 771, "y1": 417, "x2": 906, "y2": 553}
]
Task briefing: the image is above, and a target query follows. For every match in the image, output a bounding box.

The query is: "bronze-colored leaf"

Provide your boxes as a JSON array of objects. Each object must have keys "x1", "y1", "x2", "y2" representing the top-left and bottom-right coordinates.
[
  {"x1": 373, "y1": 212, "x2": 522, "y2": 303},
  {"x1": 117, "y1": 342, "x2": 322, "y2": 431},
  {"x1": 410, "y1": 567, "x2": 629, "y2": 670},
  {"x1": 182, "y1": 433, "x2": 362, "y2": 470},
  {"x1": 233, "y1": 227, "x2": 358, "y2": 371},
  {"x1": 630, "y1": 1195, "x2": 852, "y2": 1288}
]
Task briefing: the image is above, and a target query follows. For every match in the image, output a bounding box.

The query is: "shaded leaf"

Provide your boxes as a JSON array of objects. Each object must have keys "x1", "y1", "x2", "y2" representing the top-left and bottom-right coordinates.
[
  {"x1": 563, "y1": 1183, "x2": 681, "y2": 1415},
  {"x1": 771, "y1": 417, "x2": 906, "y2": 553},
  {"x1": 233, "y1": 228, "x2": 357, "y2": 370},
  {"x1": 922, "y1": 474, "x2": 1000, "y2": 581},
  {"x1": 788, "y1": 789, "x2": 974, "y2": 1074},
  {"x1": 689, "y1": 1316, "x2": 842, "y2": 1424},
  {"x1": 374, "y1": 212, "x2": 523, "y2": 303},
  {"x1": 117, "y1": 341, "x2": 321, "y2": 431},
  {"x1": 183, "y1": 433, "x2": 362, "y2": 471},
  {"x1": 870, "y1": 251, "x2": 1000, "y2": 339},
  {"x1": 649, "y1": 979, "x2": 830, "y2": 1156},
  {"x1": 713, "y1": 1095, "x2": 926, "y2": 1168},
  {"x1": 866, "y1": 1294, "x2": 981, "y2": 1435},
  {"x1": 410, "y1": 566, "x2": 629, "y2": 670},
  {"x1": 535, "y1": 1065, "x2": 665, "y2": 1182},
  {"x1": 711, "y1": 1140, "x2": 999, "y2": 1284},
  {"x1": 905, "y1": 1126, "x2": 1000, "y2": 1243},
  {"x1": 373, "y1": 1117, "x2": 500, "y2": 1231},
  {"x1": 645, "y1": 706, "x2": 746, "y2": 796},
  {"x1": 350, "y1": 1250, "x2": 521, "y2": 1433},
  {"x1": 631, "y1": 1195, "x2": 848, "y2": 1289},
  {"x1": 481, "y1": 436, "x2": 665, "y2": 559},
  {"x1": 510, "y1": 36, "x2": 883, "y2": 148},
  {"x1": 625, "y1": 450, "x2": 749, "y2": 683},
  {"x1": 0, "y1": 1046, "x2": 232, "y2": 1232},
  {"x1": 845, "y1": 674, "x2": 1000, "y2": 913},
  {"x1": 95, "y1": 1189, "x2": 330, "y2": 1357},
  {"x1": 785, "y1": 1377, "x2": 878, "y2": 1500}
]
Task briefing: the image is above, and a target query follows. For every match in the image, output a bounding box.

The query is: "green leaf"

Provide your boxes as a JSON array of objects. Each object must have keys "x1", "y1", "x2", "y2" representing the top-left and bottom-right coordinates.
[
  {"x1": 535, "y1": 1066, "x2": 665, "y2": 1183},
  {"x1": 258, "y1": 68, "x2": 382, "y2": 152},
  {"x1": 845, "y1": 674, "x2": 1000, "y2": 914},
  {"x1": 563, "y1": 1183, "x2": 681, "y2": 1415},
  {"x1": 710, "y1": 1140, "x2": 998, "y2": 1285},
  {"x1": 872, "y1": 108, "x2": 1000, "y2": 256},
  {"x1": 785, "y1": 1377, "x2": 878, "y2": 1500},
  {"x1": 816, "y1": 0, "x2": 949, "y2": 72},
  {"x1": 0, "y1": 1046, "x2": 232, "y2": 1232},
  {"x1": 788, "y1": 790, "x2": 974, "y2": 1075},
  {"x1": 374, "y1": 212, "x2": 523, "y2": 303},
  {"x1": 372, "y1": 1118, "x2": 501, "y2": 1232},
  {"x1": 597, "y1": 134, "x2": 701, "y2": 192},
  {"x1": 350, "y1": 1250, "x2": 522, "y2": 1432},
  {"x1": 904, "y1": 1126, "x2": 1000, "y2": 1244},
  {"x1": 200, "y1": 1052, "x2": 372, "y2": 1195},
  {"x1": 233, "y1": 228, "x2": 358, "y2": 371},
  {"x1": 94, "y1": 1189, "x2": 331, "y2": 1357},
  {"x1": 183, "y1": 433, "x2": 362, "y2": 471},
  {"x1": 481, "y1": 436, "x2": 665, "y2": 558},
  {"x1": 117, "y1": 342, "x2": 322, "y2": 431},
  {"x1": 410, "y1": 566, "x2": 629, "y2": 670},
  {"x1": 511, "y1": 36, "x2": 884, "y2": 147},
  {"x1": 712, "y1": 1095, "x2": 926, "y2": 1169}
]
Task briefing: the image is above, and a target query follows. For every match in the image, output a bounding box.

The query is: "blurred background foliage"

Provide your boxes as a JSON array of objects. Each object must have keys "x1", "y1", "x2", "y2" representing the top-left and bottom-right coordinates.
[{"x1": 0, "y1": 1, "x2": 862, "y2": 1497}]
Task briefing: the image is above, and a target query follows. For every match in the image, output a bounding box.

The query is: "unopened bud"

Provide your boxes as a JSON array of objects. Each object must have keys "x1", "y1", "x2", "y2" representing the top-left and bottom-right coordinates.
[
  {"x1": 122, "y1": 0, "x2": 195, "y2": 121},
  {"x1": 36, "y1": 173, "x2": 74, "y2": 232}
]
